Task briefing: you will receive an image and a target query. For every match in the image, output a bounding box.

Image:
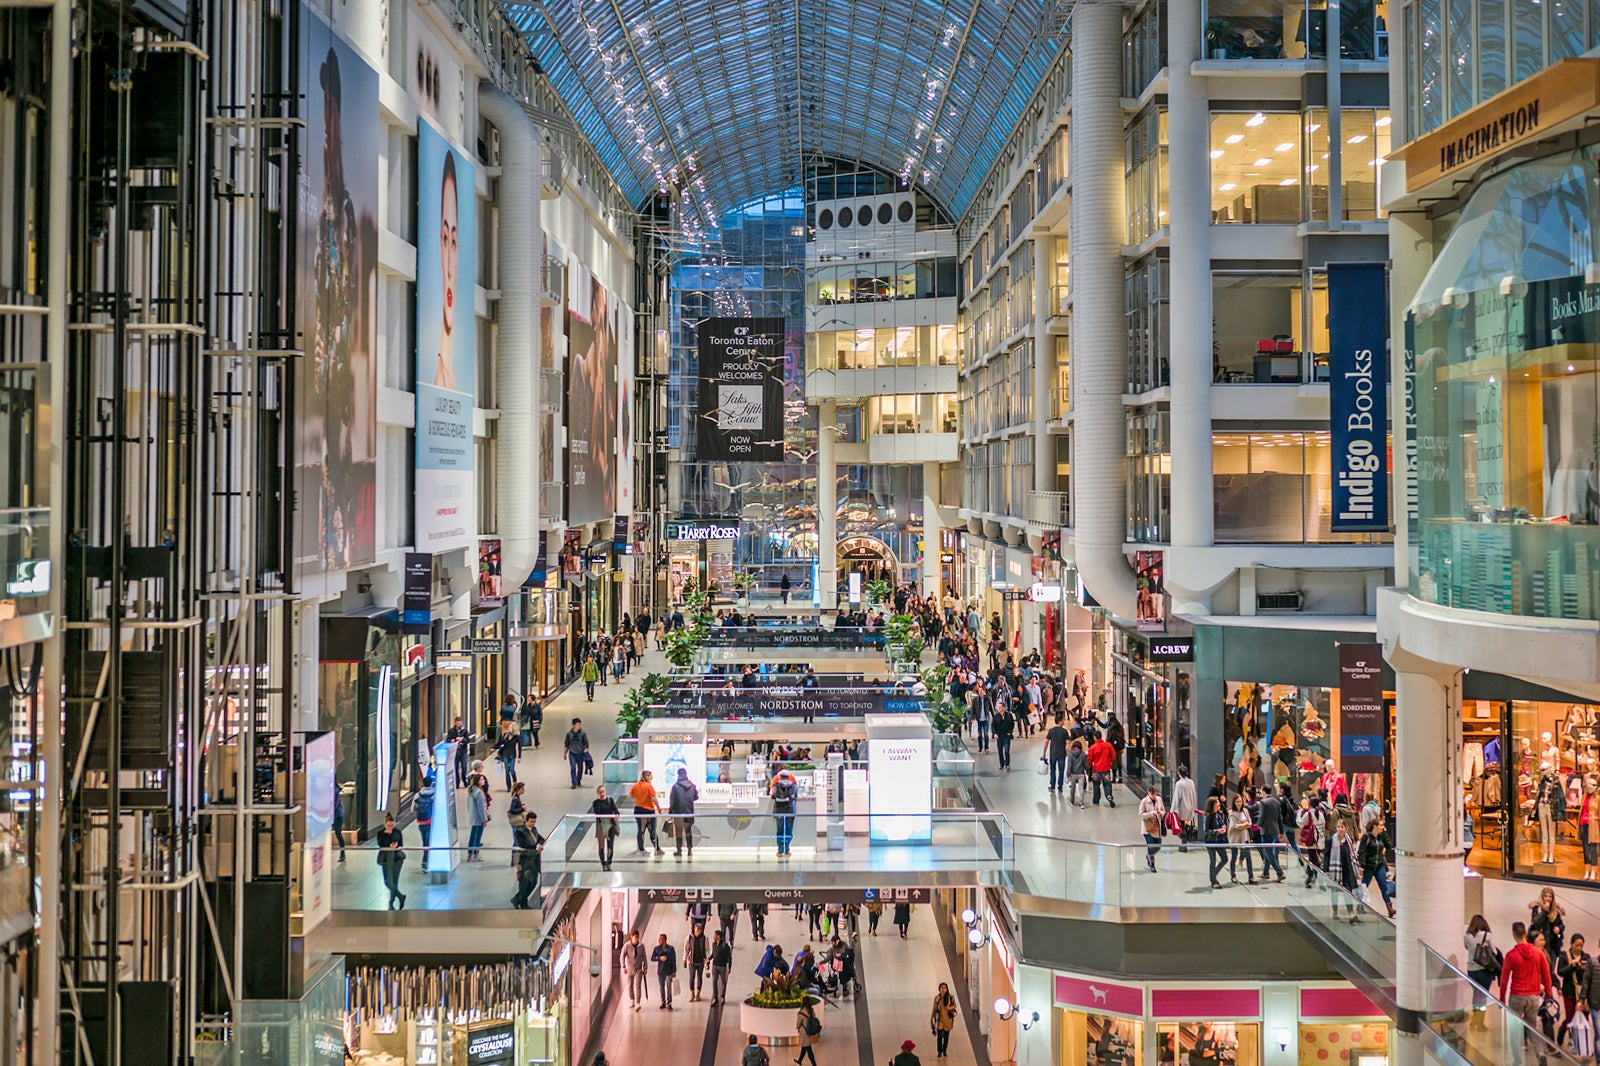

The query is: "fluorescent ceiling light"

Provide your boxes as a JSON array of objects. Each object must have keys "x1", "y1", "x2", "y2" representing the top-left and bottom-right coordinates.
[
  {"x1": 1276, "y1": 142, "x2": 1294, "y2": 152},
  {"x1": 1246, "y1": 112, "x2": 1267, "y2": 126},
  {"x1": 1225, "y1": 133, "x2": 1244, "y2": 144}
]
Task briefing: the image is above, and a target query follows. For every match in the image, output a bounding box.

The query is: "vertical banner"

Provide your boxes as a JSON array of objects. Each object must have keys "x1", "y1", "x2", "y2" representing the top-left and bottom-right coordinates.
[
  {"x1": 402, "y1": 552, "x2": 433, "y2": 632},
  {"x1": 477, "y1": 538, "x2": 502, "y2": 608},
  {"x1": 300, "y1": 732, "x2": 337, "y2": 933},
  {"x1": 612, "y1": 514, "x2": 629, "y2": 554},
  {"x1": 526, "y1": 530, "x2": 549, "y2": 587},
  {"x1": 415, "y1": 119, "x2": 478, "y2": 550},
  {"x1": 696, "y1": 317, "x2": 786, "y2": 461},
  {"x1": 1134, "y1": 549, "x2": 1166, "y2": 632},
  {"x1": 1328, "y1": 261, "x2": 1389, "y2": 532},
  {"x1": 566, "y1": 262, "x2": 618, "y2": 525},
  {"x1": 617, "y1": 303, "x2": 635, "y2": 514},
  {"x1": 296, "y1": 12, "x2": 379, "y2": 574},
  {"x1": 1337, "y1": 642, "x2": 1386, "y2": 772}
]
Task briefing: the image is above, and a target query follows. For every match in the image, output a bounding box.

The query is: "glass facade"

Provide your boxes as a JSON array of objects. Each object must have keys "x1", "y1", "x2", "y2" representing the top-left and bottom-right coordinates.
[
  {"x1": 1126, "y1": 108, "x2": 1170, "y2": 245},
  {"x1": 1408, "y1": 147, "x2": 1600, "y2": 620}
]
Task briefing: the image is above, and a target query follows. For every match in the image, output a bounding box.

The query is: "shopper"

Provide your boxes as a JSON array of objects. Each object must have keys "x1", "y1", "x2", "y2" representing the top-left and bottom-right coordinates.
[
  {"x1": 710, "y1": 929, "x2": 733, "y2": 1005},
  {"x1": 415, "y1": 775, "x2": 436, "y2": 848},
  {"x1": 622, "y1": 929, "x2": 648, "y2": 1011},
  {"x1": 1530, "y1": 887, "x2": 1567, "y2": 964},
  {"x1": 781, "y1": 573, "x2": 792, "y2": 604},
  {"x1": 929, "y1": 983, "x2": 958, "y2": 1058},
  {"x1": 446, "y1": 716, "x2": 471, "y2": 784},
  {"x1": 1065, "y1": 740, "x2": 1089, "y2": 808},
  {"x1": 331, "y1": 790, "x2": 348, "y2": 862},
  {"x1": 1297, "y1": 795, "x2": 1328, "y2": 887},
  {"x1": 683, "y1": 922, "x2": 709, "y2": 1002},
  {"x1": 795, "y1": 1001, "x2": 821, "y2": 1065},
  {"x1": 1087, "y1": 732, "x2": 1117, "y2": 807},
  {"x1": 1559, "y1": 934, "x2": 1590, "y2": 1045},
  {"x1": 892, "y1": 1039, "x2": 921, "y2": 1066},
  {"x1": 1323, "y1": 821, "x2": 1360, "y2": 922},
  {"x1": 651, "y1": 933, "x2": 678, "y2": 1010},
  {"x1": 581, "y1": 655, "x2": 600, "y2": 701},
  {"x1": 376, "y1": 813, "x2": 406, "y2": 910},
  {"x1": 1170, "y1": 767, "x2": 1197, "y2": 852},
  {"x1": 1358, "y1": 817, "x2": 1397, "y2": 918},
  {"x1": 563, "y1": 717, "x2": 591, "y2": 790},
  {"x1": 1500, "y1": 921, "x2": 1555, "y2": 1062},
  {"x1": 590, "y1": 785, "x2": 620, "y2": 871},
  {"x1": 631, "y1": 770, "x2": 663, "y2": 855},
  {"x1": 741, "y1": 1035, "x2": 770, "y2": 1066},
  {"x1": 770, "y1": 764, "x2": 799, "y2": 858},
  {"x1": 1252, "y1": 786, "x2": 1287, "y2": 882},
  {"x1": 510, "y1": 812, "x2": 543, "y2": 909},
  {"x1": 466, "y1": 778, "x2": 488, "y2": 861},
  {"x1": 1203, "y1": 797, "x2": 1228, "y2": 889},
  {"x1": 494, "y1": 723, "x2": 518, "y2": 789},
  {"x1": 521, "y1": 694, "x2": 542, "y2": 749},
  {"x1": 893, "y1": 900, "x2": 912, "y2": 939},
  {"x1": 718, "y1": 901, "x2": 740, "y2": 947},
  {"x1": 1137, "y1": 790, "x2": 1165, "y2": 872},
  {"x1": 1226, "y1": 794, "x2": 1256, "y2": 885},
  {"x1": 1465, "y1": 915, "x2": 1499, "y2": 1026},
  {"x1": 670, "y1": 767, "x2": 699, "y2": 859},
  {"x1": 992, "y1": 701, "x2": 1016, "y2": 770}
]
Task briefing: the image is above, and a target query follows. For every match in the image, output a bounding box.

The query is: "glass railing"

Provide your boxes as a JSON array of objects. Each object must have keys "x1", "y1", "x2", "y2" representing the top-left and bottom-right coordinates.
[
  {"x1": 1010, "y1": 836, "x2": 1301, "y2": 911},
  {"x1": 603, "y1": 738, "x2": 639, "y2": 785},
  {"x1": 539, "y1": 811, "x2": 1013, "y2": 878}
]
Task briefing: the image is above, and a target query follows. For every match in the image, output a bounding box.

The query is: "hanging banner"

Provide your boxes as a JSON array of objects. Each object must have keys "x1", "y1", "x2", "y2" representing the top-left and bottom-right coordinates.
[
  {"x1": 476, "y1": 538, "x2": 503, "y2": 608},
  {"x1": 526, "y1": 530, "x2": 549, "y2": 587},
  {"x1": 696, "y1": 317, "x2": 786, "y2": 461},
  {"x1": 1327, "y1": 261, "x2": 1389, "y2": 532},
  {"x1": 402, "y1": 552, "x2": 432, "y2": 633},
  {"x1": 613, "y1": 514, "x2": 629, "y2": 554},
  {"x1": 414, "y1": 119, "x2": 478, "y2": 551},
  {"x1": 1134, "y1": 549, "x2": 1166, "y2": 632},
  {"x1": 1337, "y1": 642, "x2": 1386, "y2": 772}
]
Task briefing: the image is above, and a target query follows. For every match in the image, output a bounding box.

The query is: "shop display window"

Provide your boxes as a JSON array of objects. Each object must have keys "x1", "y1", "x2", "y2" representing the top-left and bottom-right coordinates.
[
  {"x1": 1061, "y1": 1010, "x2": 1144, "y2": 1066},
  {"x1": 1299, "y1": 1022, "x2": 1389, "y2": 1065},
  {"x1": 1222, "y1": 682, "x2": 1386, "y2": 807},
  {"x1": 1157, "y1": 1021, "x2": 1259, "y2": 1066}
]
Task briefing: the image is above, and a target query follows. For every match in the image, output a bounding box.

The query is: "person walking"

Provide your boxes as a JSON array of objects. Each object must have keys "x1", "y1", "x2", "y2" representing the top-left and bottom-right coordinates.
[
  {"x1": 1252, "y1": 786, "x2": 1287, "y2": 882},
  {"x1": 741, "y1": 1035, "x2": 770, "y2": 1066},
  {"x1": 1087, "y1": 732, "x2": 1117, "y2": 807},
  {"x1": 683, "y1": 922, "x2": 709, "y2": 1002},
  {"x1": 510, "y1": 812, "x2": 544, "y2": 909},
  {"x1": 749, "y1": 901, "x2": 768, "y2": 941},
  {"x1": 1226, "y1": 794, "x2": 1256, "y2": 885},
  {"x1": 581, "y1": 656, "x2": 600, "y2": 701},
  {"x1": 892, "y1": 1039, "x2": 921, "y2": 1066},
  {"x1": 563, "y1": 717, "x2": 591, "y2": 790},
  {"x1": 504, "y1": 781, "x2": 527, "y2": 864},
  {"x1": 893, "y1": 900, "x2": 912, "y2": 939},
  {"x1": 521, "y1": 694, "x2": 543, "y2": 750},
  {"x1": 446, "y1": 716, "x2": 471, "y2": 785},
  {"x1": 376, "y1": 813, "x2": 406, "y2": 910},
  {"x1": 495, "y1": 723, "x2": 519, "y2": 790},
  {"x1": 466, "y1": 778, "x2": 488, "y2": 861},
  {"x1": 972, "y1": 687, "x2": 992, "y2": 753},
  {"x1": 415, "y1": 776, "x2": 436, "y2": 848},
  {"x1": 590, "y1": 785, "x2": 620, "y2": 870},
  {"x1": 1139, "y1": 790, "x2": 1165, "y2": 872},
  {"x1": 781, "y1": 572, "x2": 792, "y2": 604},
  {"x1": 1358, "y1": 817, "x2": 1397, "y2": 918},
  {"x1": 631, "y1": 770, "x2": 664, "y2": 855},
  {"x1": 1043, "y1": 714, "x2": 1071, "y2": 793},
  {"x1": 1324, "y1": 821, "x2": 1360, "y2": 922},
  {"x1": 929, "y1": 983, "x2": 958, "y2": 1058},
  {"x1": 651, "y1": 933, "x2": 678, "y2": 1010},
  {"x1": 1066, "y1": 740, "x2": 1089, "y2": 808},
  {"x1": 1172, "y1": 767, "x2": 1197, "y2": 853},
  {"x1": 866, "y1": 900, "x2": 883, "y2": 936},
  {"x1": 993, "y1": 701, "x2": 1016, "y2": 770},
  {"x1": 770, "y1": 764, "x2": 799, "y2": 858},
  {"x1": 718, "y1": 901, "x2": 740, "y2": 947},
  {"x1": 1558, "y1": 934, "x2": 1590, "y2": 1045},
  {"x1": 622, "y1": 929, "x2": 649, "y2": 1011},
  {"x1": 1530, "y1": 887, "x2": 1567, "y2": 966},
  {"x1": 1465, "y1": 915, "x2": 1499, "y2": 1027},
  {"x1": 1203, "y1": 797, "x2": 1229, "y2": 889},
  {"x1": 331, "y1": 789, "x2": 348, "y2": 862},
  {"x1": 670, "y1": 767, "x2": 699, "y2": 859},
  {"x1": 1297, "y1": 795, "x2": 1328, "y2": 888},
  {"x1": 710, "y1": 929, "x2": 733, "y2": 1005},
  {"x1": 1500, "y1": 921, "x2": 1555, "y2": 1063},
  {"x1": 795, "y1": 1001, "x2": 821, "y2": 1065}
]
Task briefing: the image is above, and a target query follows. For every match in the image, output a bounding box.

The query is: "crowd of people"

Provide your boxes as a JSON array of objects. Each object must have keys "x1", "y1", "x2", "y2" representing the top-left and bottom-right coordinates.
[{"x1": 1465, "y1": 888, "x2": 1600, "y2": 1061}]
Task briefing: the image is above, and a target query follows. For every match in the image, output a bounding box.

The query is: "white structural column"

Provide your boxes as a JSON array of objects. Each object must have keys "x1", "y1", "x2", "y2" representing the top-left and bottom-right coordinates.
[
  {"x1": 818, "y1": 401, "x2": 838, "y2": 610},
  {"x1": 923, "y1": 460, "x2": 943, "y2": 598},
  {"x1": 1034, "y1": 233, "x2": 1054, "y2": 494},
  {"x1": 1166, "y1": 0, "x2": 1214, "y2": 556},
  {"x1": 1067, "y1": 0, "x2": 1139, "y2": 619},
  {"x1": 1393, "y1": 663, "x2": 1468, "y2": 1066}
]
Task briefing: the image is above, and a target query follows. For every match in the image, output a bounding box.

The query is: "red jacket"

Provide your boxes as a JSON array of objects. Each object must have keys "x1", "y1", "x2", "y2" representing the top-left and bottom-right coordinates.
[
  {"x1": 1500, "y1": 942, "x2": 1553, "y2": 999},
  {"x1": 1087, "y1": 739, "x2": 1116, "y2": 774}
]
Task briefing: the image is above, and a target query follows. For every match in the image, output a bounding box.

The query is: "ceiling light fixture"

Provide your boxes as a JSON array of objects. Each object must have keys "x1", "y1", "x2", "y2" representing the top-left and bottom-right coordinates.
[{"x1": 1246, "y1": 112, "x2": 1267, "y2": 126}]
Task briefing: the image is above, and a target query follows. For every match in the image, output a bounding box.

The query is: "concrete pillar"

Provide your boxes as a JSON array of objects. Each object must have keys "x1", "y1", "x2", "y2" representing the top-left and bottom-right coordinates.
[
  {"x1": 1167, "y1": 0, "x2": 1214, "y2": 550},
  {"x1": 924, "y1": 460, "x2": 943, "y2": 599},
  {"x1": 1393, "y1": 664, "x2": 1467, "y2": 1066},
  {"x1": 818, "y1": 401, "x2": 838, "y2": 611},
  {"x1": 1034, "y1": 236, "x2": 1054, "y2": 494}
]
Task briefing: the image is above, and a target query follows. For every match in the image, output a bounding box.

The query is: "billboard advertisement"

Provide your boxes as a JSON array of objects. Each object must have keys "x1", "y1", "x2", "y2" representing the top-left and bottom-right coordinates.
[
  {"x1": 477, "y1": 537, "x2": 502, "y2": 608},
  {"x1": 300, "y1": 731, "x2": 337, "y2": 932},
  {"x1": 1134, "y1": 549, "x2": 1165, "y2": 632},
  {"x1": 1327, "y1": 261, "x2": 1389, "y2": 532},
  {"x1": 415, "y1": 118, "x2": 477, "y2": 550},
  {"x1": 696, "y1": 317, "x2": 786, "y2": 462},
  {"x1": 617, "y1": 303, "x2": 634, "y2": 514},
  {"x1": 296, "y1": 13, "x2": 378, "y2": 573},
  {"x1": 566, "y1": 262, "x2": 618, "y2": 525},
  {"x1": 1337, "y1": 642, "x2": 1387, "y2": 772}
]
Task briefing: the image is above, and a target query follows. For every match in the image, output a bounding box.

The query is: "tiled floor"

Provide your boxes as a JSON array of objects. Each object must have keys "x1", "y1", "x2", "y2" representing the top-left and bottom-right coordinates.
[{"x1": 598, "y1": 901, "x2": 983, "y2": 1066}]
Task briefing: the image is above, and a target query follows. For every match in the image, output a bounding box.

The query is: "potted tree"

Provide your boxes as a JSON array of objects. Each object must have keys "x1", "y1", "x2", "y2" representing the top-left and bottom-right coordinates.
[
  {"x1": 740, "y1": 968, "x2": 817, "y2": 1046},
  {"x1": 732, "y1": 570, "x2": 758, "y2": 609}
]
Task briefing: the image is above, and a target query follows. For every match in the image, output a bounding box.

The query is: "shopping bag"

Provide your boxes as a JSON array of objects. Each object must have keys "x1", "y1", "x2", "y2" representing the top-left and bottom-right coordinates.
[
  {"x1": 1570, "y1": 1008, "x2": 1594, "y2": 1056},
  {"x1": 1036, "y1": 757, "x2": 1049, "y2": 775},
  {"x1": 1354, "y1": 882, "x2": 1370, "y2": 905},
  {"x1": 672, "y1": 975, "x2": 682, "y2": 996}
]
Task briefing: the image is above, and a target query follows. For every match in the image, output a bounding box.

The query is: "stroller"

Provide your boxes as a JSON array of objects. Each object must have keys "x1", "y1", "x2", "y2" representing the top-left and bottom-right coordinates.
[{"x1": 815, "y1": 942, "x2": 861, "y2": 999}]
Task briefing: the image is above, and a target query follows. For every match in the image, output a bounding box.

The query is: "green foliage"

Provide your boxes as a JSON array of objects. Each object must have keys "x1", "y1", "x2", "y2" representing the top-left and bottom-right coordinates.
[
  {"x1": 883, "y1": 613, "x2": 924, "y2": 665},
  {"x1": 921, "y1": 661, "x2": 966, "y2": 734},
  {"x1": 865, "y1": 578, "x2": 893, "y2": 611},
  {"x1": 745, "y1": 966, "x2": 818, "y2": 1009},
  {"x1": 617, "y1": 673, "x2": 671, "y2": 737},
  {"x1": 662, "y1": 590, "x2": 715, "y2": 669},
  {"x1": 732, "y1": 570, "x2": 758, "y2": 595}
]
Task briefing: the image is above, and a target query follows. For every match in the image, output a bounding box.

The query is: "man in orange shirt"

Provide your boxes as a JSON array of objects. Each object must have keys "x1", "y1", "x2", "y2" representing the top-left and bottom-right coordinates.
[{"x1": 631, "y1": 770, "x2": 664, "y2": 855}]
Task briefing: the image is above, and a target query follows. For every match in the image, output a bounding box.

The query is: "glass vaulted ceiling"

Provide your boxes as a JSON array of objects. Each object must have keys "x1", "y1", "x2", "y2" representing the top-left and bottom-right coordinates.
[{"x1": 506, "y1": 0, "x2": 1059, "y2": 223}]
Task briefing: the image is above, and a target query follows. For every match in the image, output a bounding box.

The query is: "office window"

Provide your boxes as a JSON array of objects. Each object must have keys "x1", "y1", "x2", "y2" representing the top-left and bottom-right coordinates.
[
  {"x1": 1210, "y1": 111, "x2": 1301, "y2": 223},
  {"x1": 1127, "y1": 406, "x2": 1170, "y2": 543},
  {"x1": 1304, "y1": 108, "x2": 1390, "y2": 222},
  {"x1": 1125, "y1": 107, "x2": 1169, "y2": 244},
  {"x1": 1126, "y1": 256, "x2": 1170, "y2": 392}
]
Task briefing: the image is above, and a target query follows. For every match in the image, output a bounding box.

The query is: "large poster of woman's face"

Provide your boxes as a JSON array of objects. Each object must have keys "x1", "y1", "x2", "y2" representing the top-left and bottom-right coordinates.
[
  {"x1": 296, "y1": 11, "x2": 378, "y2": 574},
  {"x1": 565, "y1": 261, "x2": 618, "y2": 525}
]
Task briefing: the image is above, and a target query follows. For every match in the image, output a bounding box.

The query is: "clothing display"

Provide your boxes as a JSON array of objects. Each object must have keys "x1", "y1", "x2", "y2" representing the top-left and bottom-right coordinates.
[{"x1": 1464, "y1": 741, "x2": 1485, "y2": 781}]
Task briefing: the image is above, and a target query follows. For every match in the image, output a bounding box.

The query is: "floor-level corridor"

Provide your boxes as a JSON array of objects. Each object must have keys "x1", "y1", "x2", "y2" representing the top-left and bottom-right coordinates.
[{"x1": 597, "y1": 901, "x2": 984, "y2": 1066}]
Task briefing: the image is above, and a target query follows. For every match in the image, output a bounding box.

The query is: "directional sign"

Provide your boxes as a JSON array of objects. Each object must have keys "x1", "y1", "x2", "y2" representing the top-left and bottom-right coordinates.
[{"x1": 640, "y1": 887, "x2": 931, "y2": 906}]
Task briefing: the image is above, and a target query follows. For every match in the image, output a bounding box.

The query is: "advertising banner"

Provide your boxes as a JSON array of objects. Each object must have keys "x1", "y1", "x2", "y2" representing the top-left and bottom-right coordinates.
[
  {"x1": 1328, "y1": 261, "x2": 1389, "y2": 532},
  {"x1": 476, "y1": 538, "x2": 502, "y2": 608},
  {"x1": 296, "y1": 11, "x2": 378, "y2": 574},
  {"x1": 656, "y1": 689, "x2": 925, "y2": 718},
  {"x1": 618, "y1": 303, "x2": 635, "y2": 514},
  {"x1": 1134, "y1": 549, "x2": 1165, "y2": 632},
  {"x1": 415, "y1": 119, "x2": 477, "y2": 550},
  {"x1": 696, "y1": 317, "x2": 786, "y2": 462},
  {"x1": 402, "y1": 552, "x2": 432, "y2": 633},
  {"x1": 566, "y1": 261, "x2": 619, "y2": 525},
  {"x1": 702, "y1": 627, "x2": 887, "y2": 649},
  {"x1": 1337, "y1": 642, "x2": 1387, "y2": 772},
  {"x1": 526, "y1": 530, "x2": 548, "y2": 587},
  {"x1": 640, "y1": 887, "x2": 929, "y2": 905},
  {"x1": 300, "y1": 731, "x2": 336, "y2": 933},
  {"x1": 612, "y1": 514, "x2": 629, "y2": 554}
]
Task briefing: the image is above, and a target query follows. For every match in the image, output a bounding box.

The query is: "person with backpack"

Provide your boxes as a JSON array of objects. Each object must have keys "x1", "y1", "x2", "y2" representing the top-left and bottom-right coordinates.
[
  {"x1": 1203, "y1": 797, "x2": 1229, "y2": 889},
  {"x1": 563, "y1": 717, "x2": 591, "y2": 790},
  {"x1": 1297, "y1": 795, "x2": 1329, "y2": 887},
  {"x1": 741, "y1": 1035, "x2": 770, "y2": 1066},
  {"x1": 1066, "y1": 740, "x2": 1090, "y2": 808},
  {"x1": 929, "y1": 982, "x2": 958, "y2": 1058},
  {"x1": 770, "y1": 765, "x2": 799, "y2": 857},
  {"x1": 1465, "y1": 914, "x2": 1500, "y2": 1027},
  {"x1": 520, "y1": 694, "x2": 543, "y2": 749},
  {"x1": 795, "y1": 1001, "x2": 822, "y2": 1065}
]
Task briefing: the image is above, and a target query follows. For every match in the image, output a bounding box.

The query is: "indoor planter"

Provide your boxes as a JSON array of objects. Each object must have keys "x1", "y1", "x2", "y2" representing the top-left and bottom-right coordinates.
[{"x1": 739, "y1": 991, "x2": 815, "y2": 1046}]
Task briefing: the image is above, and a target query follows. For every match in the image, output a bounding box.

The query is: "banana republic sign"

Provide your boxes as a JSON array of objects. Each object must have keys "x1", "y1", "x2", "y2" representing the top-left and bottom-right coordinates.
[{"x1": 1399, "y1": 58, "x2": 1600, "y2": 192}]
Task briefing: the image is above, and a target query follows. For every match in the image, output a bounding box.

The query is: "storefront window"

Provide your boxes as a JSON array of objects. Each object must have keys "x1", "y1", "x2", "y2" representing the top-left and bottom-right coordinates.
[
  {"x1": 1226, "y1": 682, "x2": 1351, "y2": 800},
  {"x1": 1062, "y1": 1010, "x2": 1144, "y2": 1066},
  {"x1": 1157, "y1": 1022, "x2": 1259, "y2": 1065},
  {"x1": 1408, "y1": 147, "x2": 1600, "y2": 621},
  {"x1": 1298, "y1": 1023, "x2": 1389, "y2": 1065},
  {"x1": 1114, "y1": 628, "x2": 1175, "y2": 778}
]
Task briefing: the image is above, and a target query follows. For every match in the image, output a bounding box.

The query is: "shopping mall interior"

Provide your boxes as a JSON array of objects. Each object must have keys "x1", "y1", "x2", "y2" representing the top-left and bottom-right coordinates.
[{"x1": 6, "y1": 0, "x2": 1600, "y2": 1062}]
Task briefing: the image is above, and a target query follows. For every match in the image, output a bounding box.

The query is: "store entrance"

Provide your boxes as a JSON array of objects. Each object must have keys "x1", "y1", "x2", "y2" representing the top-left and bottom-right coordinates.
[{"x1": 836, "y1": 536, "x2": 898, "y2": 596}]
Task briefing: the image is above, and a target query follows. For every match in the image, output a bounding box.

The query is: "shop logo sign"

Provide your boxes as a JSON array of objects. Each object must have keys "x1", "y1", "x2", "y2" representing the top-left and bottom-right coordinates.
[
  {"x1": 1327, "y1": 262, "x2": 1389, "y2": 532},
  {"x1": 717, "y1": 385, "x2": 763, "y2": 429}
]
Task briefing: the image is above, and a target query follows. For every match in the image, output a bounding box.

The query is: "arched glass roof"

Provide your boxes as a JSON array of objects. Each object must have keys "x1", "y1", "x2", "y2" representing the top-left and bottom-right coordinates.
[{"x1": 505, "y1": 0, "x2": 1060, "y2": 222}]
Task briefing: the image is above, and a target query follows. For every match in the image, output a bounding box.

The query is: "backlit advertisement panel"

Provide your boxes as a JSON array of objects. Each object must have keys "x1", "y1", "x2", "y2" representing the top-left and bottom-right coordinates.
[
  {"x1": 300, "y1": 732, "x2": 336, "y2": 932},
  {"x1": 296, "y1": 12, "x2": 378, "y2": 573},
  {"x1": 415, "y1": 118, "x2": 477, "y2": 550},
  {"x1": 566, "y1": 262, "x2": 618, "y2": 525}
]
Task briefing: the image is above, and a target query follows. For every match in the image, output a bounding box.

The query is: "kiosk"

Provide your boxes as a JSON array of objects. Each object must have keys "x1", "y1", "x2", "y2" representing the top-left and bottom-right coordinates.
[
  {"x1": 866, "y1": 713, "x2": 933, "y2": 843},
  {"x1": 638, "y1": 718, "x2": 708, "y2": 805}
]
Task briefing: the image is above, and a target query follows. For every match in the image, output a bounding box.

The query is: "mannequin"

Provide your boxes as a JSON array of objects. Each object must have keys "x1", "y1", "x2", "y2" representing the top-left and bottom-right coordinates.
[
  {"x1": 1583, "y1": 776, "x2": 1600, "y2": 880},
  {"x1": 1536, "y1": 762, "x2": 1567, "y2": 864},
  {"x1": 1542, "y1": 731, "x2": 1561, "y2": 771},
  {"x1": 1319, "y1": 759, "x2": 1348, "y2": 803}
]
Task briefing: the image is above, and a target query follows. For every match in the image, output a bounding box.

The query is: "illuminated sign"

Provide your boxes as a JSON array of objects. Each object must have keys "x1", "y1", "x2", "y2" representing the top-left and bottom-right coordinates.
[
  {"x1": 868, "y1": 736, "x2": 931, "y2": 843},
  {"x1": 664, "y1": 520, "x2": 741, "y2": 542},
  {"x1": 1026, "y1": 583, "x2": 1062, "y2": 603},
  {"x1": 435, "y1": 652, "x2": 473, "y2": 674},
  {"x1": 1146, "y1": 638, "x2": 1194, "y2": 663},
  {"x1": 464, "y1": 1021, "x2": 516, "y2": 1066},
  {"x1": 5, "y1": 560, "x2": 48, "y2": 596}
]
